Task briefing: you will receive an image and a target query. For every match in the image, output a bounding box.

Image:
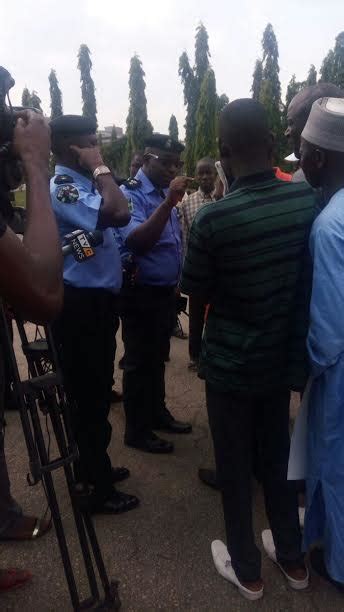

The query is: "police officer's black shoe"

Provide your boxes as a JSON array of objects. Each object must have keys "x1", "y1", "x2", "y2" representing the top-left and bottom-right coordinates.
[
  {"x1": 125, "y1": 432, "x2": 174, "y2": 454},
  {"x1": 88, "y1": 489, "x2": 140, "y2": 515},
  {"x1": 153, "y1": 414, "x2": 192, "y2": 435}
]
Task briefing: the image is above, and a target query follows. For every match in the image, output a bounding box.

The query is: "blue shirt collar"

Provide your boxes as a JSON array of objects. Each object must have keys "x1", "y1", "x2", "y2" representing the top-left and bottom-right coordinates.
[
  {"x1": 136, "y1": 168, "x2": 168, "y2": 196},
  {"x1": 55, "y1": 164, "x2": 93, "y2": 189}
]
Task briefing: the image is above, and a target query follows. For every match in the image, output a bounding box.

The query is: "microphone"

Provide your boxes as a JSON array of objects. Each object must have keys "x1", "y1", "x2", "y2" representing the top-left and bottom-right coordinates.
[{"x1": 62, "y1": 229, "x2": 103, "y2": 262}]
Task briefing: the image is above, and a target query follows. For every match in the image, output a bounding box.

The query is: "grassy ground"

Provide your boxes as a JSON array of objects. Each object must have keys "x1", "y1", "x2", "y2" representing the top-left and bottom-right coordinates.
[{"x1": 14, "y1": 190, "x2": 26, "y2": 207}]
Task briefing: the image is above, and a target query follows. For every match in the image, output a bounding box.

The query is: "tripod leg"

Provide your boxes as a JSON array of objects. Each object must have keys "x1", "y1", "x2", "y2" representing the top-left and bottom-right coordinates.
[
  {"x1": 48, "y1": 400, "x2": 100, "y2": 602},
  {"x1": 28, "y1": 397, "x2": 81, "y2": 610}
]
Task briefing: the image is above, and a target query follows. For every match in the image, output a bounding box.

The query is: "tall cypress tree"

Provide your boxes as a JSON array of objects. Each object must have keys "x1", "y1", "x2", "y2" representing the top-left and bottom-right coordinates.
[
  {"x1": 21, "y1": 87, "x2": 31, "y2": 107},
  {"x1": 30, "y1": 91, "x2": 43, "y2": 112},
  {"x1": 77, "y1": 44, "x2": 97, "y2": 123},
  {"x1": 333, "y1": 31, "x2": 344, "y2": 88},
  {"x1": 320, "y1": 49, "x2": 336, "y2": 83},
  {"x1": 259, "y1": 23, "x2": 282, "y2": 158},
  {"x1": 306, "y1": 64, "x2": 317, "y2": 86},
  {"x1": 168, "y1": 114, "x2": 179, "y2": 141},
  {"x1": 251, "y1": 59, "x2": 263, "y2": 101},
  {"x1": 194, "y1": 23, "x2": 210, "y2": 84},
  {"x1": 179, "y1": 23, "x2": 212, "y2": 174},
  {"x1": 48, "y1": 69, "x2": 63, "y2": 119},
  {"x1": 194, "y1": 69, "x2": 217, "y2": 161},
  {"x1": 217, "y1": 93, "x2": 229, "y2": 115},
  {"x1": 124, "y1": 54, "x2": 152, "y2": 169}
]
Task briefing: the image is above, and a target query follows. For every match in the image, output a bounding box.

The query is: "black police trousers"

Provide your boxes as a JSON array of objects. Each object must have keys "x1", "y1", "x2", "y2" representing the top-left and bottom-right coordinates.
[
  {"x1": 53, "y1": 286, "x2": 119, "y2": 499},
  {"x1": 120, "y1": 285, "x2": 175, "y2": 442},
  {"x1": 206, "y1": 384, "x2": 303, "y2": 582}
]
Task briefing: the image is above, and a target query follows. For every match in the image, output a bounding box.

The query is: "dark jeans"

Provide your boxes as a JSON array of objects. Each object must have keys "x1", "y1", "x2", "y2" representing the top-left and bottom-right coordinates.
[
  {"x1": 206, "y1": 384, "x2": 302, "y2": 582},
  {"x1": 188, "y1": 294, "x2": 206, "y2": 362},
  {"x1": 121, "y1": 285, "x2": 175, "y2": 441},
  {"x1": 53, "y1": 286, "x2": 119, "y2": 499}
]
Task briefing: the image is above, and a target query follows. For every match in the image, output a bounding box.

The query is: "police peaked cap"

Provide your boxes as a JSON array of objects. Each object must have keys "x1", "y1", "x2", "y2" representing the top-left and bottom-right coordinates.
[
  {"x1": 50, "y1": 114, "x2": 97, "y2": 136},
  {"x1": 144, "y1": 133, "x2": 185, "y2": 154}
]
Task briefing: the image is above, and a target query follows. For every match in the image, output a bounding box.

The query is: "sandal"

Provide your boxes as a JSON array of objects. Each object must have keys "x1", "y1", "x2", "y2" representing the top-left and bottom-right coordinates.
[
  {"x1": 0, "y1": 568, "x2": 32, "y2": 592},
  {"x1": 0, "y1": 516, "x2": 51, "y2": 542}
]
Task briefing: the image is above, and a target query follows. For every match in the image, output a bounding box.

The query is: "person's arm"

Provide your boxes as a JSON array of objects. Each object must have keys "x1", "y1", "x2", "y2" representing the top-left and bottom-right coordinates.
[
  {"x1": 0, "y1": 111, "x2": 63, "y2": 323},
  {"x1": 307, "y1": 222, "x2": 344, "y2": 377},
  {"x1": 70, "y1": 145, "x2": 130, "y2": 228},
  {"x1": 126, "y1": 176, "x2": 192, "y2": 253}
]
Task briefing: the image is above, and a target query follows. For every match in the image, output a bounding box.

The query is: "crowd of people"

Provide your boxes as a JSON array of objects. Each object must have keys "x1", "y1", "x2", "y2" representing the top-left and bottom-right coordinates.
[{"x1": 0, "y1": 71, "x2": 344, "y2": 604}]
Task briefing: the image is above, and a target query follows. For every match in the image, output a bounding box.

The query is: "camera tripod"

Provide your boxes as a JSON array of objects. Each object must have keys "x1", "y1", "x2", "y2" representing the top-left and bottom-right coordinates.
[{"x1": 0, "y1": 302, "x2": 121, "y2": 610}]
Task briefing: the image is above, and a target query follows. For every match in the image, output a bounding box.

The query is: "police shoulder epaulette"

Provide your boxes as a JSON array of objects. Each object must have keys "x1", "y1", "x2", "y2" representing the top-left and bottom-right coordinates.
[
  {"x1": 54, "y1": 174, "x2": 75, "y2": 185},
  {"x1": 122, "y1": 178, "x2": 142, "y2": 190}
]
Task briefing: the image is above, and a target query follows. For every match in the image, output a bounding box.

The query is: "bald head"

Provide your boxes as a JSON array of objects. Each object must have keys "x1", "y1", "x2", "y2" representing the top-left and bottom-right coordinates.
[
  {"x1": 219, "y1": 99, "x2": 273, "y2": 179},
  {"x1": 286, "y1": 83, "x2": 344, "y2": 158}
]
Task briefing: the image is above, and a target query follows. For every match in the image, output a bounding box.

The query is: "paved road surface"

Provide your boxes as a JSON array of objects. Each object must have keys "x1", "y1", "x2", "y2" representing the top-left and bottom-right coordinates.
[{"x1": 0, "y1": 318, "x2": 343, "y2": 610}]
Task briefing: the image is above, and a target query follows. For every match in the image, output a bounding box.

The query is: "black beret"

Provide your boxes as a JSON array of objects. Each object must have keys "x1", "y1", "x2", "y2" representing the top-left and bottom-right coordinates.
[
  {"x1": 144, "y1": 133, "x2": 185, "y2": 154},
  {"x1": 50, "y1": 114, "x2": 97, "y2": 136}
]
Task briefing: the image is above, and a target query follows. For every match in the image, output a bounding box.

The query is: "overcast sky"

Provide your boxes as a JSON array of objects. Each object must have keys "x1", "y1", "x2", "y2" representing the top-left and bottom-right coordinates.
[{"x1": 1, "y1": 0, "x2": 343, "y2": 137}]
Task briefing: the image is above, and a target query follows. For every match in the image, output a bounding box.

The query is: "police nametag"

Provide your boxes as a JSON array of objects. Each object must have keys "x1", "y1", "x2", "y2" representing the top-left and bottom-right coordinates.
[
  {"x1": 56, "y1": 185, "x2": 79, "y2": 204},
  {"x1": 54, "y1": 174, "x2": 74, "y2": 185},
  {"x1": 128, "y1": 199, "x2": 134, "y2": 213}
]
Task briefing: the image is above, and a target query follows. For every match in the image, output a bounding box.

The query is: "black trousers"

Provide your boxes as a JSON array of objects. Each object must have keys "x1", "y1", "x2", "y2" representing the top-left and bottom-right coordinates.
[
  {"x1": 121, "y1": 285, "x2": 175, "y2": 441},
  {"x1": 53, "y1": 286, "x2": 119, "y2": 498},
  {"x1": 206, "y1": 384, "x2": 302, "y2": 582},
  {"x1": 188, "y1": 294, "x2": 206, "y2": 362}
]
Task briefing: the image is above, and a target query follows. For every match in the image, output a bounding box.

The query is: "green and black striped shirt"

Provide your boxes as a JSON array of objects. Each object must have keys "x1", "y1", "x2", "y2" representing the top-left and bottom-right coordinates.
[{"x1": 181, "y1": 171, "x2": 316, "y2": 395}]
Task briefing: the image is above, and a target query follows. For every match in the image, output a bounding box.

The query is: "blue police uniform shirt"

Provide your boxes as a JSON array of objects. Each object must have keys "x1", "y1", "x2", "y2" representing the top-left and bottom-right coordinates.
[
  {"x1": 116, "y1": 168, "x2": 182, "y2": 286},
  {"x1": 51, "y1": 165, "x2": 123, "y2": 293}
]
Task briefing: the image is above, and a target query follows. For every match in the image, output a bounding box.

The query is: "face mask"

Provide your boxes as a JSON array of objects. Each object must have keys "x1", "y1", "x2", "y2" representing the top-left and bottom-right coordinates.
[{"x1": 215, "y1": 161, "x2": 229, "y2": 195}]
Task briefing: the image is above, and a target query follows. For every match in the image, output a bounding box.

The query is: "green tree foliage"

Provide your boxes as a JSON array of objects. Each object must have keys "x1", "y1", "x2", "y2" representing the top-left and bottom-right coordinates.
[
  {"x1": 168, "y1": 114, "x2": 179, "y2": 141},
  {"x1": 333, "y1": 31, "x2": 344, "y2": 88},
  {"x1": 21, "y1": 87, "x2": 31, "y2": 107},
  {"x1": 251, "y1": 59, "x2": 263, "y2": 101},
  {"x1": 124, "y1": 54, "x2": 152, "y2": 171},
  {"x1": 285, "y1": 75, "x2": 304, "y2": 109},
  {"x1": 48, "y1": 69, "x2": 63, "y2": 119},
  {"x1": 77, "y1": 44, "x2": 97, "y2": 123},
  {"x1": 194, "y1": 69, "x2": 217, "y2": 161},
  {"x1": 259, "y1": 24, "x2": 283, "y2": 159},
  {"x1": 306, "y1": 64, "x2": 317, "y2": 86},
  {"x1": 320, "y1": 49, "x2": 336, "y2": 83},
  {"x1": 194, "y1": 23, "x2": 210, "y2": 84},
  {"x1": 100, "y1": 127, "x2": 127, "y2": 175},
  {"x1": 178, "y1": 51, "x2": 197, "y2": 174},
  {"x1": 178, "y1": 23, "x2": 222, "y2": 174},
  {"x1": 217, "y1": 93, "x2": 229, "y2": 114},
  {"x1": 30, "y1": 91, "x2": 43, "y2": 112}
]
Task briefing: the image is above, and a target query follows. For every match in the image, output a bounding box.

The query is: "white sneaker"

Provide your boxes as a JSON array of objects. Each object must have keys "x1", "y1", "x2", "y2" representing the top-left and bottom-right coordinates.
[
  {"x1": 211, "y1": 540, "x2": 264, "y2": 601},
  {"x1": 261, "y1": 530, "x2": 309, "y2": 590}
]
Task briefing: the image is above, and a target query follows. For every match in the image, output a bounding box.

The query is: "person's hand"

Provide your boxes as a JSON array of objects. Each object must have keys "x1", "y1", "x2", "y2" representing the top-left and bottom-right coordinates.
[
  {"x1": 70, "y1": 145, "x2": 104, "y2": 173},
  {"x1": 12, "y1": 111, "x2": 50, "y2": 168},
  {"x1": 165, "y1": 176, "x2": 194, "y2": 207}
]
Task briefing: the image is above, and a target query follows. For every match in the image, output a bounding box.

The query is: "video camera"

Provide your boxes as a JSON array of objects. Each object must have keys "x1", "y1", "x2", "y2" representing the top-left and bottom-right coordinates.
[{"x1": 0, "y1": 66, "x2": 38, "y2": 224}]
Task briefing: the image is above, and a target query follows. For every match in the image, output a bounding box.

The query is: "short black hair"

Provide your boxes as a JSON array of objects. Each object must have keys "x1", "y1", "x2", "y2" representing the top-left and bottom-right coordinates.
[
  {"x1": 196, "y1": 157, "x2": 215, "y2": 167},
  {"x1": 220, "y1": 99, "x2": 270, "y2": 156}
]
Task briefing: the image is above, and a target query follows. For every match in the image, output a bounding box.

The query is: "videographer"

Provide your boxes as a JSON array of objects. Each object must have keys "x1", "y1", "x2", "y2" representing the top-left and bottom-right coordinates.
[
  {"x1": 50, "y1": 115, "x2": 139, "y2": 515},
  {"x1": 0, "y1": 82, "x2": 63, "y2": 589}
]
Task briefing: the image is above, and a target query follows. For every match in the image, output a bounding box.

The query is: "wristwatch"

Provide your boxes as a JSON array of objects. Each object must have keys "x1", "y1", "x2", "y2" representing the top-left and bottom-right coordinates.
[{"x1": 93, "y1": 165, "x2": 111, "y2": 180}]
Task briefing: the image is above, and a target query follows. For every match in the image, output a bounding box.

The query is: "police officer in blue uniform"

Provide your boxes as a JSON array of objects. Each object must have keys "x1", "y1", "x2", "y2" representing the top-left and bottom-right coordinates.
[
  {"x1": 117, "y1": 134, "x2": 192, "y2": 453},
  {"x1": 50, "y1": 115, "x2": 139, "y2": 514}
]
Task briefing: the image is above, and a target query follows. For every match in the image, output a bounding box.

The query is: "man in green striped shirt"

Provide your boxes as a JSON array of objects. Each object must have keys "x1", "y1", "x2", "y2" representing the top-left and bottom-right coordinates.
[{"x1": 181, "y1": 99, "x2": 316, "y2": 600}]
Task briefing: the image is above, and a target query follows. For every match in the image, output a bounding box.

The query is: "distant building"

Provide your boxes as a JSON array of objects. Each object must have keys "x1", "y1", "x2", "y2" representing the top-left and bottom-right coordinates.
[{"x1": 98, "y1": 125, "x2": 124, "y2": 143}]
